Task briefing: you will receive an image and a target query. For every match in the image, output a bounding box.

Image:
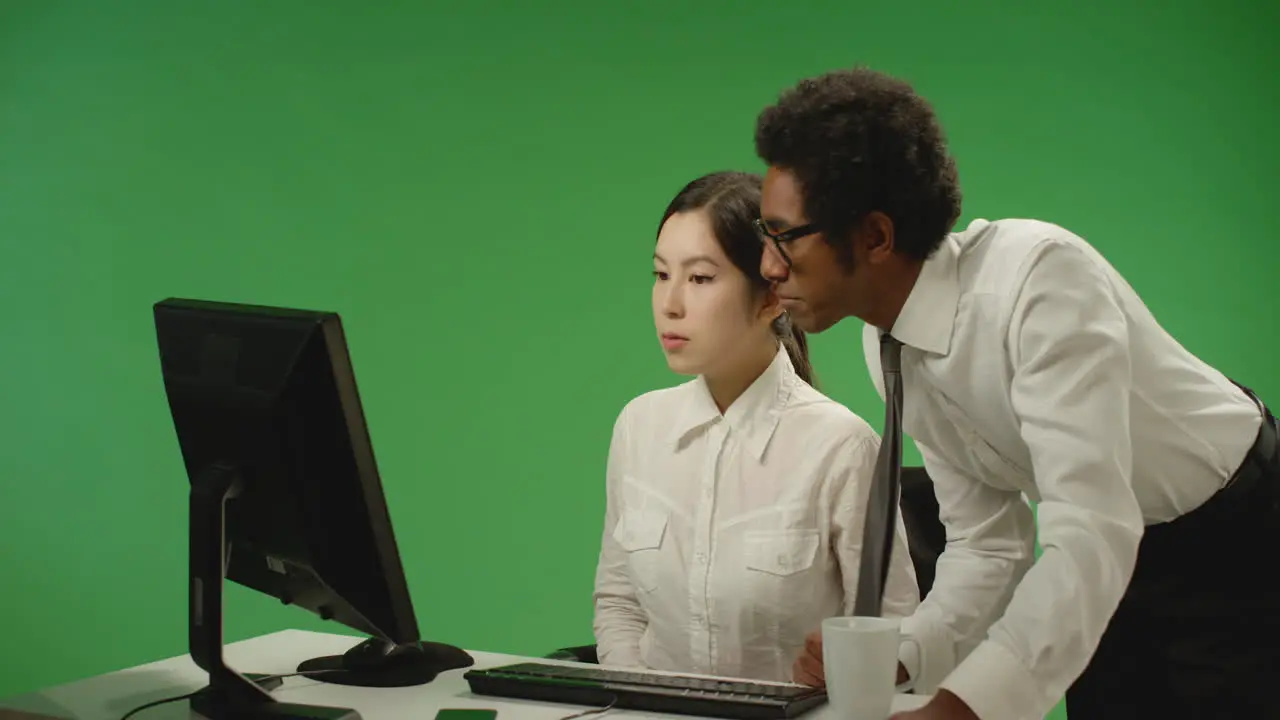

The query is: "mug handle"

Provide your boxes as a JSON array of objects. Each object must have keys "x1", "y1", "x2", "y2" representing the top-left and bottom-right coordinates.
[{"x1": 895, "y1": 637, "x2": 922, "y2": 693}]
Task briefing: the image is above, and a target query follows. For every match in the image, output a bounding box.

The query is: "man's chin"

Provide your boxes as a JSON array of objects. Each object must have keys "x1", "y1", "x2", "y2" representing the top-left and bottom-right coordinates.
[{"x1": 790, "y1": 309, "x2": 840, "y2": 334}]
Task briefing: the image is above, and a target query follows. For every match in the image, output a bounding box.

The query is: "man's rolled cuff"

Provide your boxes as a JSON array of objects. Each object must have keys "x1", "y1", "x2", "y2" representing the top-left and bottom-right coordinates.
[{"x1": 938, "y1": 639, "x2": 1052, "y2": 720}]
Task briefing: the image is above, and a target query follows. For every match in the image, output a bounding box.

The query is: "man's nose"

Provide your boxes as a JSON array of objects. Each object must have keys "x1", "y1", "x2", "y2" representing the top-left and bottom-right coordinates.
[{"x1": 761, "y1": 245, "x2": 789, "y2": 283}]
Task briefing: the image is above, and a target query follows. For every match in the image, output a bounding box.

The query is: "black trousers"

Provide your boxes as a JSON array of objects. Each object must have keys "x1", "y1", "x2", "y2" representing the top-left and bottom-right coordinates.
[{"x1": 1065, "y1": 403, "x2": 1280, "y2": 719}]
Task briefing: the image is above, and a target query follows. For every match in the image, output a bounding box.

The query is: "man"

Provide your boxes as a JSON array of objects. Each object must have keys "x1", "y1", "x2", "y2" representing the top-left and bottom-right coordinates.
[{"x1": 753, "y1": 67, "x2": 1280, "y2": 720}]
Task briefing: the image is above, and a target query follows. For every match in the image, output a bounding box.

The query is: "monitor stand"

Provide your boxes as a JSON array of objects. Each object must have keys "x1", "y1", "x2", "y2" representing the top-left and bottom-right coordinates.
[{"x1": 189, "y1": 464, "x2": 361, "y2": 720}]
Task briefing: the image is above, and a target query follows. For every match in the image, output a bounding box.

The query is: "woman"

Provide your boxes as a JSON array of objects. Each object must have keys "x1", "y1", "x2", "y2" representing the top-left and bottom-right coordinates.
[{"x1": 592, "y1": 171, "x2": 920, "y2": 683}]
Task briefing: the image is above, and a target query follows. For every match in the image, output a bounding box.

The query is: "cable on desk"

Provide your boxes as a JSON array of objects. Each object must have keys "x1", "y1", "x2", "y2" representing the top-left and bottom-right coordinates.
[
  {"x1": 117, "y1": 668, "x2": 337, "y2": 719},
  {"x1": 119, "y1": 690, "x2": 198, "y2": 720},
  {"x1": 557, "y1": 695, "x2": 617, "y2": 720}
]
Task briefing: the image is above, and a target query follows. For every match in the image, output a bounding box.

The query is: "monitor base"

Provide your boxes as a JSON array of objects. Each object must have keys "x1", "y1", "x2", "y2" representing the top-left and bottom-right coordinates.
[
  {"x1": 191, "y1": 691, "x2": 361, "y2": 720},
  {"x1": 298, "y1": 637, "x2": 475, "y2": 687}
]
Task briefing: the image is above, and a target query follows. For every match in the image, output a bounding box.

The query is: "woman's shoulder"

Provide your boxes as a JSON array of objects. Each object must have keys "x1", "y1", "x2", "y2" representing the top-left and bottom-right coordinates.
[
  {"x1": 610, "y1": 378, "x2": 703, "y2": 438},
  {"x1": 781, "y1": 384, "x2": 880, "y2": 447}
]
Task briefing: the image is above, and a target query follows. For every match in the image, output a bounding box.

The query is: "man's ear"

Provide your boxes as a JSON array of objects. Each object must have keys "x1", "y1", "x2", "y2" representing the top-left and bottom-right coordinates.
[{"x1": 858, "y1": 211, "x2": 897, "y2": 265}]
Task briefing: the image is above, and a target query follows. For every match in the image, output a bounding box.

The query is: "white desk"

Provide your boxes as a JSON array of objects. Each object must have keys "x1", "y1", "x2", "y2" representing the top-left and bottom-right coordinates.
[{"x1": 0, "y1": 630, "x2": 929, "y2": 719}]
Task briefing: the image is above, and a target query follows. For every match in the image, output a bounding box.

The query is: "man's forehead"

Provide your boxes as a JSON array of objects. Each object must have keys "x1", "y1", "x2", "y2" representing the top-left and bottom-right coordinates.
[{"x1": 761, "y1": 167, "x2": 806, "y2": 225}]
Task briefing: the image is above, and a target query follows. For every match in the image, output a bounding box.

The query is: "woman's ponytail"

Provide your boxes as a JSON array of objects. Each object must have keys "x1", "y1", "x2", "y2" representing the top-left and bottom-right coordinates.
[{"x1": 774, "y1": 313, "x2": 817, "y2": 387}]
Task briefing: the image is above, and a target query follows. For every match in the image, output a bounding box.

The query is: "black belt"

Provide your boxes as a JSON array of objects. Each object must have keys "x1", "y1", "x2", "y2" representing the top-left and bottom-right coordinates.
[
  {"x1": 1229, "y1": 382, "x2": 1278, "y2": 485},
  {"x1": 1149, "y1": 384, "x2": 1279, "y2": 537},
  {"x1": 1194, "y1": 382, "x2": 1280, "y2": 527}
]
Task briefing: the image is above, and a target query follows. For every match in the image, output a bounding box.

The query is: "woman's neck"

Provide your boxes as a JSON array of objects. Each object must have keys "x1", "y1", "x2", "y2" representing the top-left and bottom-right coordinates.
[{"x1": 704, "y1": 338, "x2": 779, "y2": 415}]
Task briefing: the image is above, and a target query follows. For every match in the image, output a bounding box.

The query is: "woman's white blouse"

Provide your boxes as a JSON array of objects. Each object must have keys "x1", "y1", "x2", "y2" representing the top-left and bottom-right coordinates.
[{"x1": 593, "y1": 348, "x2": 920, "y2": 682}]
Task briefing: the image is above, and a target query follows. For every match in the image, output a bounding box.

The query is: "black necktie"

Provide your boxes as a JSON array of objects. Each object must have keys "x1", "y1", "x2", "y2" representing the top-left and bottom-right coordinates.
[{"x1": 852, "y1": 332, "x2": 904, "y2": 617}]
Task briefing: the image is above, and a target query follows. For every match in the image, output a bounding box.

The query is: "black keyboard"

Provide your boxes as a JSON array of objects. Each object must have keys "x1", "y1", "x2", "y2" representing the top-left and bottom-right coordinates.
[{"x1": 463, "y1": 662, "x2": 827, "y2": 719}]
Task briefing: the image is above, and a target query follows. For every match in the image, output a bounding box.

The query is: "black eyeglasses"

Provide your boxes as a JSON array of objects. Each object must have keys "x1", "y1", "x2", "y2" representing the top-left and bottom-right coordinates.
[{"x1": 753, "y1": 218, "x2": 821, "y2": 268}]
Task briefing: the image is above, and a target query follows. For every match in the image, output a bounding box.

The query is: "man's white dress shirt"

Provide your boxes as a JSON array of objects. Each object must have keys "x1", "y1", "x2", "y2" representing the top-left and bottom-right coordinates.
[
  {"x1": 862, "y1": 218, "x2": 1262, "y2": 720},
  {"x1": 594, "y1": 346, "x2": 921, "y2": 683}
]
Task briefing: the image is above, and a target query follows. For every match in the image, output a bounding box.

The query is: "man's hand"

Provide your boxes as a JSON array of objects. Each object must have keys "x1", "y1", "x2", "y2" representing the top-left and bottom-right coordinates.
[
  {"x1": 792, "y1": 629, "x2": 911, "y2": 688},
  {"x1": 888, "y1": 690, "x2": 980, "y2": 720}
]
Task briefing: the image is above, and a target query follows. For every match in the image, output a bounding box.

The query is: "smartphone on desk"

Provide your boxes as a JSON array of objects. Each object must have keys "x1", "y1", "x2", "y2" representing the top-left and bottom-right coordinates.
[{"x1": 435, "y1": 710, "x2": 498, "y2": 719}]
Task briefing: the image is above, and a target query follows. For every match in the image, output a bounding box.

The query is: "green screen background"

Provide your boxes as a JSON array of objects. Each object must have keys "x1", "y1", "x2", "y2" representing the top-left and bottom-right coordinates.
[{"x1": 1, "y1": 2, "x2": 1275, "y2": 718}]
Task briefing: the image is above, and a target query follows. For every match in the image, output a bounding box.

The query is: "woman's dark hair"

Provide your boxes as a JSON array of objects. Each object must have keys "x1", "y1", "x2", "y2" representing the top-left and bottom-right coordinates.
[{"x1": 656, "y1": 171, "x2": 817, "y2": 387}]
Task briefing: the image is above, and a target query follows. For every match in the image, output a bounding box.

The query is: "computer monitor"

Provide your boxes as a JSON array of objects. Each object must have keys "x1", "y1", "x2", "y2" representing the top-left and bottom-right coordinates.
[{"x1": 154, "y1": 297, "x2": 474, "y2": 720}]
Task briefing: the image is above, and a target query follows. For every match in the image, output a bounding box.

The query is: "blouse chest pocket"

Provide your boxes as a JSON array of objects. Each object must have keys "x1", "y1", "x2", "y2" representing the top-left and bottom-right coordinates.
[
  {"x1": 613, "y1": 509, "x2": 668, "y2": 594},
  {"x1": 744, "y1": 529, "x2": 822, "y2": 578}
]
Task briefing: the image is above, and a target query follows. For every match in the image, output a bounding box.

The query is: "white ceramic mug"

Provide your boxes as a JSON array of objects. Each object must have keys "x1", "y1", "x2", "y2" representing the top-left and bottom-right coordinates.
[{"x1": 821, "y1": 616, "x2": 902, "y2": 719}]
